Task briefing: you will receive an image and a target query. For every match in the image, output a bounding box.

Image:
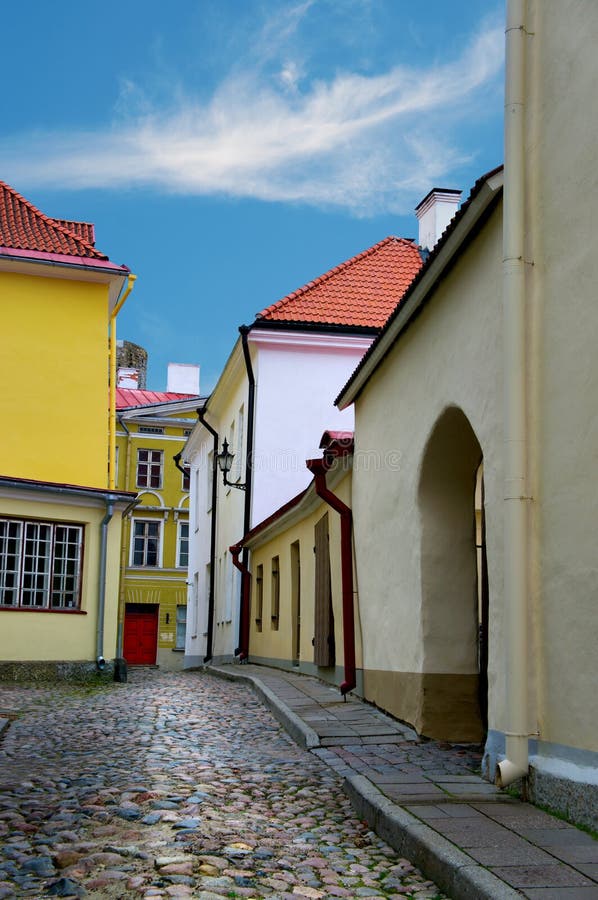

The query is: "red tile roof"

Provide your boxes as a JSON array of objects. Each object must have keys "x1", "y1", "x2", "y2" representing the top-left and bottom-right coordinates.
[
  {"x1": 0, "y1": 181, "x2": 107, "y2": 260},
  {"x1": 256, "y1": 237, "x2": 422, "y2": 329},
  {"x1": 116, "y1": 388, "x2": 199, "y2": 409}
]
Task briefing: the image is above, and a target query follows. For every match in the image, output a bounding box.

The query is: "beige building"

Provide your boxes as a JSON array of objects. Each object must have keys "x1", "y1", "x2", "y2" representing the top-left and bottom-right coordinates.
[
  {"x1": 233, "y1": 433, "x2": 360, "y2": 692},
  {"x1": 337, "y1": 0, "x2": 598, "y2": 827}
]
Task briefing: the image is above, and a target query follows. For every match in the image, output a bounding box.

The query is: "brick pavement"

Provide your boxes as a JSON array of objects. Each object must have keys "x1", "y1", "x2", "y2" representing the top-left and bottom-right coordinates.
[{"x1": 211, "y1": 663, "x2": 598, "y2": 900}]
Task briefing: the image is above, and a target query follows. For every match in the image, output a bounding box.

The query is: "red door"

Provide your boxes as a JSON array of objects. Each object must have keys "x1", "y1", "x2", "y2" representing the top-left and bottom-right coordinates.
[{"x1": 123, "y1": 604, "x2": 159, "y2": 665}]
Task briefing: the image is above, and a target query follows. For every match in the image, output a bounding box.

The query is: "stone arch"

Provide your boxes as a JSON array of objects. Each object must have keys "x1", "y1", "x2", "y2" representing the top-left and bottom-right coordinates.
[{"x1": 417, "y1": 406, "x2": 485, "y2": 741}]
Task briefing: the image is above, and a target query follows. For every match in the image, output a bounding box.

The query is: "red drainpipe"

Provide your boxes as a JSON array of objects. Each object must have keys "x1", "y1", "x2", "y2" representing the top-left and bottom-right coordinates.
[
  {"x1": 230, "y1": 543, "x2": 250, "y2": 661},
  {"x1": 306, "y1": 457, "x2": 356, "y2": 696}
]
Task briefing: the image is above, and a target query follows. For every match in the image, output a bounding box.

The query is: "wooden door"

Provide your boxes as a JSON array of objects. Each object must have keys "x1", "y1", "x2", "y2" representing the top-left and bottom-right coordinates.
[
  {"x1": 314, "y1": 514, "x2": 335, "y2": 667},
  {"x1": 123, "y1": 604, "x2": 158, "y2": 665}
]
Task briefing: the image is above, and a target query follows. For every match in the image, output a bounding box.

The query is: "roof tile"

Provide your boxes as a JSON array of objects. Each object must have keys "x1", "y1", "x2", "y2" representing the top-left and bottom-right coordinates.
[
  {"x1": 0, "y1": 181, "x2": 107, "y2": 259},
  {"x1": 256, "y1": 237, "x2": 423, "y2": 329},
  {"x1": 115, "y1": 388, "x2": 198, "y2": 409}
]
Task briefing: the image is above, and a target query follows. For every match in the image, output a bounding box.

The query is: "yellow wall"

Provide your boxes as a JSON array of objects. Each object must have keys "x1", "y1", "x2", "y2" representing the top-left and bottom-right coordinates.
[
  {"x1": 1, "y1": 271, "x2": 109, "y2": 488},
  {"x1": 247, "y1": 472, "x2": 361, "y2": 680},
  {"x1": 0, "y1": 495, "x2": 122, "y2": 662},
  {"x1": 116, "y1": 414, "x2": 194, "y2": 667}
]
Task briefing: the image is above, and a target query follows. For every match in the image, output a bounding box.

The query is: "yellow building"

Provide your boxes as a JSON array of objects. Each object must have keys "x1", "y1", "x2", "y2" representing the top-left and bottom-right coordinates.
[
  {"x1": 115, "y1": 380, "x2": 202, "y2": 669},
  {"x1": 233, "y1": 433, "x2": 361, "y2": 694},
  {"x1": 0, "y1": 180, "x2": 135, "y2": 677}
]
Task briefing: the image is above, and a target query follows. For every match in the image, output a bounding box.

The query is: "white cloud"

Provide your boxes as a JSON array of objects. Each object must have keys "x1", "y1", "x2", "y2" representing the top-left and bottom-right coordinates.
[{"x1": 0, "y1": 19, "x2": 503, "y2": 215}]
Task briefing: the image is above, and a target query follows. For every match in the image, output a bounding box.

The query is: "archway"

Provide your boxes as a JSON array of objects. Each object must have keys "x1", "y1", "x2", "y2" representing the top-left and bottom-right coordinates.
[{"x1": 418, "y1": 406, "x2": 486, "y2": 741}]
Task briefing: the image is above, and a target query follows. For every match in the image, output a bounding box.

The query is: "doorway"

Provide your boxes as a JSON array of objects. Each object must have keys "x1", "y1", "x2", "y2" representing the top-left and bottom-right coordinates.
[{"x1": 123, "y1": 603, "x2": 159, "y2": 665}]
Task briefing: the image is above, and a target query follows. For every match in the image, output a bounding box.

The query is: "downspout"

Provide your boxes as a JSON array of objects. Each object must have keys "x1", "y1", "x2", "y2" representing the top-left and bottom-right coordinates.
[
  {"x1": 237, "y1": 326, "x2": 255, "y2": 659},
  {"x1": 197, "y1": 410, "x2": 218, "y2": 663},
  {"x1": 96, "y1": 500, "x2": 114, "y2": 670},
  {"x1": 306, "y1": 457, "x2": 356, "y2": 696},
  {"x1": 230, "y1": 543, "x2": 251, "y2": 661},
  {"x1": 109, "y1": 274, "x2": 136, "y2": 490},
  {"x1": 497, "y1": 0, "x2": 530, "y2": 788}
]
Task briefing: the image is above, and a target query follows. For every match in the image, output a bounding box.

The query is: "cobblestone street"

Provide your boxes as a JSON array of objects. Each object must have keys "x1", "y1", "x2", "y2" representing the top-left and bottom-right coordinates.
[{"x1": 0, "y1": 670, "x2": 446, "y2": 900}]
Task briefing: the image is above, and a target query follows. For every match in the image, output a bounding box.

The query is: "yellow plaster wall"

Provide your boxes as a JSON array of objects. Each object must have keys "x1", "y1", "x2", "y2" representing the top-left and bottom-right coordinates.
[
  {"x1": 0, "y1": 496, "x2": 122, "y2": 661},
  {"x1": 248, "y1": 473, "x2": 361, "y2": 675},
  {"x1": 1, "y1": 272, "x2": 109, "y2": 487}
]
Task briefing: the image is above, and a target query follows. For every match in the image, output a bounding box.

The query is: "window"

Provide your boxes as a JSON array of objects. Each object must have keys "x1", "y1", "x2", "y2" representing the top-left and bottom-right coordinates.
[
  {"x1": 176, "y1": 604, "x2": 187, "y2": 649},
  {"x1": 182, "y1": 465, "x2": 190, "y2": 492},
  {"x1": 138, "y1": 425, "x2": 164, "y2": 435},
  {"x1": 136, "y1": 449, "x2": 163, "y2": 489},
  {"x1": 131, "y1": 520, "x2": 161, "y2": 567},
  {"x1": 0, "y1": 517, "x2": 83, "y2": 610},
  {"x1": 271, "y1": 555, "x2": 280, "y2": 630},
  {"x1": 255, "y1": 564, "x2": 263, "y2": 632},
  {"x1": 177, "y1": 522, "x2": 189, "y2": 568},
  {"x1": 206, "y1": 452, "x2": 213, "y2": 513},
  {"x1": 236, "y1": 405, "x2": 244, "y2": 481}
]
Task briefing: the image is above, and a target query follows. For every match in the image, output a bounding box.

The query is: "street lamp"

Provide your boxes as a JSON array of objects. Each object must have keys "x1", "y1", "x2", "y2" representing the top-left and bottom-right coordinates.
[{"x1": 216, "y1": 438, "x2": 246, "y2": 490}]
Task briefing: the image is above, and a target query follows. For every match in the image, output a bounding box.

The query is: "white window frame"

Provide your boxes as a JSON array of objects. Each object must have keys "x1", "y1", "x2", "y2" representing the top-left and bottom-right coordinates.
[
  {"x1": 0, "y1": 517, "x2": 83, "y2": 610},
  {"x1": 129, "y1": 518, "x2": 163, "y2": 567},
  {"x1": 177, "y1": 520, "x2": 189, "y2": 569},
  {"x1": 136, "y1": 448, "x2": 163, "y2": 489},
  {"x1": 175, "y1": 604, "x2": 187, "y2": 649}
]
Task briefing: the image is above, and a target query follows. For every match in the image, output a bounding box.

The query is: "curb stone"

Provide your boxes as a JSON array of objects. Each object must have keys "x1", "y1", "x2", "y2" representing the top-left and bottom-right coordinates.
[
  {"x1": 344, "y1": 774, "x2": 522, "y2": 900},
  {"x1": 202, "y1": 665, "x2": 320, "y2": 749}
]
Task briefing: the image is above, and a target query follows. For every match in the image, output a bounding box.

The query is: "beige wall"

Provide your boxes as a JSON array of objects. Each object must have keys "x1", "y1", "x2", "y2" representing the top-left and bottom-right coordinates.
[
  {"x1": 0, "y1": 495, "x2": 122, "y2": 662},
  {"x1": 247, "y1": 473, "x2": 362, "y2": 680},
  {"x1": 352, "y1": 205, "x2": 506, "y2": 737},
  {"x1": 525, "y1": 0, "x2": 598, "y2": 753}
]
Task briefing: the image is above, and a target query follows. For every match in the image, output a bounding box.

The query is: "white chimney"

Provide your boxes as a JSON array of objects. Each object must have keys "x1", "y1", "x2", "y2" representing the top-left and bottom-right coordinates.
[
  {"x1": 167, "y1": 363, "x2": 200, "y2": 395},
  {"x1": 415, "y1": 188, "x2": 462, "y2": 252}
]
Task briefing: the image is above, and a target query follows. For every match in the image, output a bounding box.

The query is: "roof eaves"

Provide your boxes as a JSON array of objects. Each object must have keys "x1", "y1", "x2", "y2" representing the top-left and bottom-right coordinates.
[{"x1": 336, "y1": 165, "x2": 504, "y2": 409}]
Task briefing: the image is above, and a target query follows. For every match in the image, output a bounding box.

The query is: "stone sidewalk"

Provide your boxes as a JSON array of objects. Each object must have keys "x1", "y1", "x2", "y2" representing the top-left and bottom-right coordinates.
[{"x1": 209, "y1": 663, "x2": 598, "y2": 900}]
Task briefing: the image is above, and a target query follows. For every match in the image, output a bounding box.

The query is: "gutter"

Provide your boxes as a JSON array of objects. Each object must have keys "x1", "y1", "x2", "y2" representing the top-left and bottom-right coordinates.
[
  {"x1": 237, "y1": 326, "x2": 256, "y2": 660},
  {"x1": 116, "y1": 415, "x2": 134, "y2": 658},
  {"x1": 230, "y1": 543, "x2": 251, "y2": 662},
  {"x1": 306, "y1": 455, "x2": 356, "y2": 696},
  {"x1": 196, "y1": 410, "x2": 219, "y2": 663},
  {"x1": 109, "y1": 274, "x2": 136, "y2": 490},
  {"x1": 497, "y1": 0, "x2": 530, "y2": 788},
  {"x1": 96, "y1": 501, "x2": 114, "y2": 671}
]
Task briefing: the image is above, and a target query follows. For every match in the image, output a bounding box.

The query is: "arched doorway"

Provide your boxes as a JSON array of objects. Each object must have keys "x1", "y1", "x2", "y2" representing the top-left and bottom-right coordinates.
[{"x1": 418, "y1": 406, "x2": 487, "y2": 741}]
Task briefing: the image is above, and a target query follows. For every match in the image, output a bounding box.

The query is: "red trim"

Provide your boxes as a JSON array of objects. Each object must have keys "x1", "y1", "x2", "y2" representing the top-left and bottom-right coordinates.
[
  {"x1": 0, "y1": 607, "x2": 87, "y2": 614},
  {"x1": 306, "y1": 455, "x2": 356, "y2": 696}
]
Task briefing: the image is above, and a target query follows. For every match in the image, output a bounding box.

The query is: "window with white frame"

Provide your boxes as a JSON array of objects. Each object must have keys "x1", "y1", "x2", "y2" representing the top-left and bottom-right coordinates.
[
  {"x1": 177, "y1": 521, "x2": 189, "y2": 568},
  {"x1": 0, "y1": 517, "x2": 83, "y2": 610},
  {"x1": 206, "y1": 451, "x2": 213, "y2": 513},
  {"x1": 236, "y1": 404, "x2": 244, "y2": 480},
  {"x1": 131, "y1": 520, "x2": 161, "y2": 567},
  {"x1": 136, "y1": 448, "x2": 163, "y2": 489},
  {"x1": 182, "y1": 465, "x2": 190, "y2": 492},
  {"x1": 175, "y1": 604, "x2": 187, "y2": 649}
]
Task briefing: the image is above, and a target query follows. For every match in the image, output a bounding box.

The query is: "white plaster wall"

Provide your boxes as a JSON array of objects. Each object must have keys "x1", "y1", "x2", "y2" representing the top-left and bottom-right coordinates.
[
  {"x1": 352, "y1": 207, "x2": 507, "y2": 726},
  {"x1": 526, "y1": 0, "x2": 598, "y2": 753},
  {"x1": 250, "y1": 331, "x2": 371, "y2": 526}
]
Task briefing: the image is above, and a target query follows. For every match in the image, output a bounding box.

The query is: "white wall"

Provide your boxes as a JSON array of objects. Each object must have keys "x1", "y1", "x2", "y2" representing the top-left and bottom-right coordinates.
[{"x1": 250, "y1": 329, "x2": 371, "y2": 525}]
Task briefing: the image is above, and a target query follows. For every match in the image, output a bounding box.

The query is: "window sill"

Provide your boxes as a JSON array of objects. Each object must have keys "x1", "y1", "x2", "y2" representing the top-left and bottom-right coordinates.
[
  {"x1": 172, "y1": 648, "x2": 185, "y2": 653},
  {"x1": 0, "y1": 607, "x2": 87, "y2": 614}
]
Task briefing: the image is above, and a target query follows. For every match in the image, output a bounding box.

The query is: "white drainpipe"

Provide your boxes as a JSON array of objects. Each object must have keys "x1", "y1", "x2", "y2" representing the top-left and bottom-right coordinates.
[{"x1": 497, "y1": 0, "x2": 530, "y2": 788}]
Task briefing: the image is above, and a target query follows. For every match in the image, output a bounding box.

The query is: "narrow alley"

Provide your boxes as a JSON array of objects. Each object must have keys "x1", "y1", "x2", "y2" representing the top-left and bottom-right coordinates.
[{"x1": 0, "y1": 670, "x2": 445, "y2": 900}]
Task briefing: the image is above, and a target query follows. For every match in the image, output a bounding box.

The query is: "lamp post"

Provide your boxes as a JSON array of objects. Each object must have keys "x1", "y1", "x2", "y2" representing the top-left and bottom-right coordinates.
[{"x1": 216, "y1": 438, "x2": 246, "y2": 491}]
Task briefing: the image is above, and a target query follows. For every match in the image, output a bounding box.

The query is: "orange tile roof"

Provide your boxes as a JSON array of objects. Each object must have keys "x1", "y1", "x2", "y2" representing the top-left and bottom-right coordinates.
[
  {"x1": 116, "y1": 388, "x2": 198, "y2": 409},
  {"x1": 256, "y1": 237, "x2": 423, "y2": 329},
  {"x1": 0, "y1": 181, "x2": 107, "y2": 260}
]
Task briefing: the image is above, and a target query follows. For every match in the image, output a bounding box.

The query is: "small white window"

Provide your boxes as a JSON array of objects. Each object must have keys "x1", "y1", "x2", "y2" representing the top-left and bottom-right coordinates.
[
  {"x1": 175, "y1": 604, "x2": 187, "y2": 649},
  {"x1": 136, "y1": 449, "x2": 163, "y2": 489},
  {"x1": 177, "y1": 522, "x2": 189, "y2": 568}
]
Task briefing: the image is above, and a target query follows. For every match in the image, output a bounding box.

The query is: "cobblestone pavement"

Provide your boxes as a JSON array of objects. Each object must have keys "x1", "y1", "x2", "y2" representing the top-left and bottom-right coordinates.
[{"x1": 0, "y1": 670, "x2": 447, "y2": 900}]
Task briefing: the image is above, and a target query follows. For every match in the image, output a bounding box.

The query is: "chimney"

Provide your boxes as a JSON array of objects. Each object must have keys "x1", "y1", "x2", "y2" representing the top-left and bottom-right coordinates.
[
  {"x1": 415, "y1": 188, "x2": 462, "y2": 252},
  {"x1": 167, "y1": 363, "x2": 200, "y2": 395}
]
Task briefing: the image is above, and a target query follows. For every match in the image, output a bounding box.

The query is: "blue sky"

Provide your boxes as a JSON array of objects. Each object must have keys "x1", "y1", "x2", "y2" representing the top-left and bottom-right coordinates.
[{"x1": 1, "y1": 1, "x2": 504, "y2": 392}]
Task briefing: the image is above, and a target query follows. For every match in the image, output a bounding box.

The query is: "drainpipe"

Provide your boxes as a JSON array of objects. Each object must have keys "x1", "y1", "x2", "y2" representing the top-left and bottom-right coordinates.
[
  {"x1": 109, "y1": 274, "x2": 136, "y2": 490},
  {"x1": 497, "y1": 0, "x2": 530, "y2": 788},
  {"x1": 237, "y1": 326, "x2": 255, "y2": 659},
  {"x1": 197, "y1": 410, "x2": 218, "y2": 663},
  {"x1": 306, "y1": 457, "x2": 356, "y2": 696},
  {"x1": 230, "y1": 543, "x2": 251, "y2": 661},
  {"x1": 96, "y1": 500, "x2": 115, "y2": 670}
]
